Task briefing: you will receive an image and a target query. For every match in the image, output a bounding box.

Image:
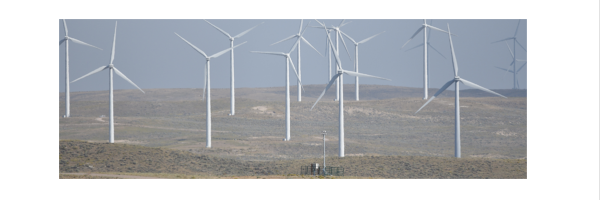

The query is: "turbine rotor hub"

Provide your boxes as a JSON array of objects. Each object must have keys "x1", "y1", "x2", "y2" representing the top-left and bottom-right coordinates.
[{"x1": 108, "y1": 64, "x2": 114, "y2": 68}]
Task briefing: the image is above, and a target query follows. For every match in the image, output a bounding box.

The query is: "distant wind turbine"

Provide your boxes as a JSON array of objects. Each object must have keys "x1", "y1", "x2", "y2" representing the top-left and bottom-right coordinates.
[
  {"x1": 415, "y1": 24, "x2": 507, "y2": 158},
  {"x1": 71, "y1": 21, "x2": 144, "y2": 144},
  {"x1": 495, "y1": 41, "x2": 527, "y2": 89},
  {"x1": 312, "y1": 19, "x2": 391, "y2": 157},
  {"x1": 271, "y1": 19, "x2": 323, "y2": 102},
  {"x1": 492, "y1": 19, "x2": 527, "y2": 90},
  {"x1": 175, "y1": 32, "x2": 246, "y2": 148},
  {"x1": 401, "y1": 19, "x2": 453, "y2": 100},
  {"x1": 404, "y1": 20, "x2": 447, "y2": 88},
  {"x1": 204, "y1": 20, "x2": 263, "y2": 116},
  {"x1": 313, "y1": 20, "x2": 354, "y2": 101},
  {"x1": 340, "y1": 31, "x2": 385, "y2": 101},
  {"x1": 60, "y1": 19, "x2": 103, "y2": 118},
  {"x1": 251, "y1": 21, "x2": 311, "y2": 141}
]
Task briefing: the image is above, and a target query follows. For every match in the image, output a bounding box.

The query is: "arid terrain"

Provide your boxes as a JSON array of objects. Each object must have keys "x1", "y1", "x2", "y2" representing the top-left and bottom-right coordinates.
[{"x1": 59, "y1": 85, "x2": 526, "y2": 178}]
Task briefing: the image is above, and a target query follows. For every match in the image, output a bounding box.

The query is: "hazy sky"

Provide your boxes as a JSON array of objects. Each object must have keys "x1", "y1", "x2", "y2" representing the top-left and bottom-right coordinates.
[{"x1": 59, "y1": 19, "x2": 527, "y2": 93}]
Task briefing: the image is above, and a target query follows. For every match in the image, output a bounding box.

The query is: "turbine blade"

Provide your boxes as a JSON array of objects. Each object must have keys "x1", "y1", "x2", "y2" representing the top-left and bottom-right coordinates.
[
  {"x1": 358, "y1": 31, "x2": 385, "y2": 44},
  {"x1": 288, "y1": 56, "x2": 305, "y2": 93},
  {"x1": 298, "y1": 19, "x2": 303, "y2": 34},
  {"x1": 515, "y1": 39, "x2": 527, "y2": 52},
  {"x1": 318, "y1": 20, "x2": 342, "y2": 70},
  {"x1": 60, "y1": 38, "x2": 67, "y2": 45},
  {"x1": 513, "y1": 19, "x2": 521, "y2": 38},
  {"x1": 447, "y1": 24, "x2": 458, "y2": 77},
  {"x1": 342, "y1": 70, "x2": 391, "y2": 81},
  {"x1": 110, "y1": 21, "x2": 117, "y2": 64},
  {"x1": 234, "y1": 22, "x2": 264, "y2": 39},
  {"x1": 494, "y1": 66, "x2": 514, "y2": 73},
  {"x1": 405, "y1": 43, "x2": 424, "y2": 52},
  {"x1": 174, "y1": 32, "x2": 208, "y2": 58},
  {"x1": 428, "y1": 25, "x2": 452, "y2": 35},
  {"x1": 203, "y1": 19, "x2": 231, "y2": 39},
  {"x1": 516, "y1": 62, "x2": 527, "y2": 73},
  {"x1": 270, "y1": 35, "x2": 296, "y2": 46},
  {"x1": 311, "y1": 73, "x2": 341, "y2": 110},
  {"x1": 288, "y1": 21, "x2": 312, "y2": 54},
  {"x1": 211, "y1": 41, "x2": 246, "y2": 58},
  {"x1": 338, "y1": 31, "x2": 354, "y2": 63},
  {"x1": 69, "y1": 37, "x2": 103, "y2": 50},
  {"x1": 63, "y1": 19, "x2": 68, "y2": 35},
  {"x1": 250, "y1": 51, "x2": 284, "y2": 56},
  {"x1": 415, "y1": 80, "x2": 455, "y2": 114},
  {"x1": 339, "y1": 31, "x2": 357, "y2": 44},
  {"x1": 113, "y1": 67, "x2": 145, "y2": 93},
  {"x1": 338, "y1": 19, "x2": 345, "y2": 27},
  {"x1": 340, "y1": 21, "x2": 352, "y2": 27},
  {"x1": 401, "y1": 26, "x2": 425, "y2": 49},
  {"x1": 505, "y1": 41, "x2": 515, "y2": 59},
  {"x1": 491, "y1": 37, "x2": 513, "y2": 44},
  {"x1": 427, "y1": 43, "x2": 447, "y2": 59},
  {"x1": 71, "y1": 66, "x2": 108, "y2": 83},
  {"x1": 301, "y1": 37, "x2": 323, "y2": 57},
  {"x1": 459, "y1": 78, "x2": 507, "y2": 98}
]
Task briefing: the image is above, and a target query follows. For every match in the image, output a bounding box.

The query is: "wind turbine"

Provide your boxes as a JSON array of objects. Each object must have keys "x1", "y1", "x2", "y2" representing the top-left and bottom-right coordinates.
[
  {"x1": 175, "y1": 32, "x2": 246, "y2": 148},
  {"x1": 271, "y1": 19, "x2": 323, "y2": 102},
  {"x1": 401, "y1": 19, "x2": 453, "y2": 100},
  {"x1": 70, "y1": 21, "x2": 144, "y2": 144},
  {"x1": 404, "y1": 20, "x2": 447, "y2": 88},
  {"x1": 203, "y1": 20, "x2": 263, "y2": 115},
  {"x1": 340, "y1": 31, "x2": 385, "y2": 101},
  {"x1": 251, "y1": 22, "x2": 310, "y2": 141},
  {"x1": 312, "y1": 20, "x2": 354, "y2": 101},
  {"x1": 60, "y1": 19, "x2": 103, "y2": 118},
  {"x1": 492, "y1": 19, "x2": 527, "y2": 90},
  {"x1": 494, "y1": 41, "x2": 527, "y2": 89},
  {"x1": 415, "y1": 24, "x2": 507, "y2": 158},
  {"x1": 312, "y1": 19, "x2": 391, "y2": 157}
]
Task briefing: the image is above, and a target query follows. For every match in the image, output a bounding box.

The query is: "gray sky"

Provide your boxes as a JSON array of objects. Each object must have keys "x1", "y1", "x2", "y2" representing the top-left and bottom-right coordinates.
[{"x1": 59, "y1": 19, "x2": 527, "y2": 92}]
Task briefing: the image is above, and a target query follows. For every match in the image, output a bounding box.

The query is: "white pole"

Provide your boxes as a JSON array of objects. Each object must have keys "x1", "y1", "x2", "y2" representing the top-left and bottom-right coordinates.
[
  {"x1": 355, "y1": 45, "x2": 359, "y2": 101},
  {"x1": 297, "y1": 41, "x2": 301, "y2": 102},
  {"x1": 65, "y1": 39, "x2": 70, "y2": 118},
  {"x1": 335, "y1": 30, "x2": 340, "y2": 101},
  {"x1": 323, "y1": 131, "x2": 326, "y2": 174},
  {"x1": 513, "y1": 40, "x2": 517, "y2": 89},
  {"x1": 109, "y1": 67, "x2": 114, "y2": 143},
  {"x1": 455, "y1": 81, "x2": 460, "y2": 158},
  {"x1": 423, "y1": 19, "x2": 429, "y2": 100},
  {"x1": 206, "y1": 60, "x2": 212, "y2": 148},
  {"x1": 339, "y1": 73, "x2": 344, "y2": 157},
  {"x1": 285, "y1": 57, "x2": 290, "y2": 141},
  {"x1": 230, "y1": 39, "x2": 235, "y2": 115}
]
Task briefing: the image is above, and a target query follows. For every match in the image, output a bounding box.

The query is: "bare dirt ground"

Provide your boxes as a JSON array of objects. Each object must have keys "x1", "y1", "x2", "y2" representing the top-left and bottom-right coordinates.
[{"x1": 60, "y1": 173, "x2": 165, "y2": 179}]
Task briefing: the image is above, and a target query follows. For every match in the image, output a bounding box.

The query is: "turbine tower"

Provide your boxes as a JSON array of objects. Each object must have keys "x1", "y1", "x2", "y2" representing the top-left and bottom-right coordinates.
[
  {"x1": 415, "y1": 24, "x2": 507, "y2": 158},
  {"x1": 204, "y1": 20, "x2": 263, "y2": 116},
  {"x1": 492, "y1": 19, "x2": 527, "y2": 90},
  {"x1": 340, "y1": 31, "x2": 385, "y2": 101},
  {"x1": 71, "y1": 21, "x2": 144, "y2": 144},
  {"x1": 251, "y1": 22, "x2": 311, "y2": 141},
  {"x1": 175, "y1": 33, "x2": 246, "y2": 148},
  {"x1": 60, "y1": 19, "x2": 102, "y2": 118},
  {"x1": 271, "y1": 19, "x2": 322, "y2": 102},
  {"x1": 312, "y1": 20, "x2": 391, "y2": 157},
  {"x1": 401, "y1": 19, "x2": 453, "y2": 100}
]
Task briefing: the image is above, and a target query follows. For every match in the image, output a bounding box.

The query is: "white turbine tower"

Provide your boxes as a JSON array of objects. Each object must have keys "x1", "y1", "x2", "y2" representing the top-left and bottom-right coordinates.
[
  {"x1": 492, "y1": 19, "x2": 527, "y2": 90},
  {"x1": 71, "y1": 21, "x2": 144, "y2": 144},
  {"x1": 311, "y1": 20, "x2": 391, "y2": 157},
  {"x1": 401, "y1": 19, "x2": 453, "y2": 100},
  {"x1": 415, "y1": 24, "x2": 507, "y2": 158},
  {"x1": 271, "y1": 19, "x2": 323, "y2": 102},
  {"x1": 203, "y1": 20, "x2": 263, "y2": 115},
  {"x1": 312, "y1": 20, "x2": 353, "y2": 101},
  {"x1": 251, "y1": 22, "x2": 310, "y2": 141},
  {"x1": 175, "y1": 33, "x2": 246, "y2": 148},
  {"x1": 60, "y1": 19, "x2": 103, "y2": 118},
  {"x1": 339, "y1": 31, "x2": 385, "y2": 101}
]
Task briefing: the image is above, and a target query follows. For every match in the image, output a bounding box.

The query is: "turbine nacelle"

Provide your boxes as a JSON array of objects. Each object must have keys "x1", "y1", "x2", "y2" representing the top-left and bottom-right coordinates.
[
  {"x1": 108, "y1": 64, "x2": 114, "y2": 69},
  {"x1": 454, "y1": 76, "x2": 460, "y2": 81}
]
